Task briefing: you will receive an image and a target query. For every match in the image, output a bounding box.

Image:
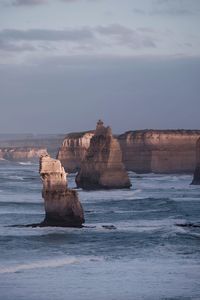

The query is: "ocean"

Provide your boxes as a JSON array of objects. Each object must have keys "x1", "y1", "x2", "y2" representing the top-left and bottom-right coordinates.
[{"x1": 0, "y1": 160, "x2": 200, "y2": 300}]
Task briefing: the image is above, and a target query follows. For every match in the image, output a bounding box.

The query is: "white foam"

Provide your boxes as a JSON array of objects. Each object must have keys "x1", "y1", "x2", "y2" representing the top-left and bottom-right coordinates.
[
  {"x1": 8, "y1": 175, "x2": 24, "y2": 180},
  {"x1": 0, "y1": 256, "x2": 103, "y2": 274},
  {"x1": 18, "y1": 161, "x2": 34, "y2": 165}
]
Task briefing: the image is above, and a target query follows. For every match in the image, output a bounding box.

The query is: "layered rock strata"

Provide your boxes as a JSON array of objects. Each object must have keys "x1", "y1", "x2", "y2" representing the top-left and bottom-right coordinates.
[
  {"x1": 58, "y1": 129, "x2": 200, "y2": 174},
  {"x1": 118, "y1": 130, "x2": 200, "y2": 173},
  {"x1": 57, "y1": 131, "x2": 94, "y2": 172},
  {"x1": 0, "y1": 147, "x2": 48, "y2": 161},
  {"x1": 40, "y1": 155, "x2": 84, "y2": 227},
  {"x1": 76, "y1": 120, "x2": 131, "y2": 189},
  {"x1": 191, "y1": 137, "x2": 200, "y2": 185}
]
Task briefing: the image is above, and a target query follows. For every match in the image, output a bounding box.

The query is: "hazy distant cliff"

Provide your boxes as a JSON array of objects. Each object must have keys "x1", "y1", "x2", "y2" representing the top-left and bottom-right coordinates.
[
  {"x1": 0, "y1": 147, "x2": 47, "y2": 161},
  {"x1": 58, "y1": 129, "x2": 200, "y2": 174},
  {"x1": 0, "y1": 134, "x2": 65, "y2": 158}
]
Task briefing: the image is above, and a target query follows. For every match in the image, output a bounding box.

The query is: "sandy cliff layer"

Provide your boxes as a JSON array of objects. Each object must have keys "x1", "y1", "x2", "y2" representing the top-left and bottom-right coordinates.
[
  {"x1": 0, "y1": 147, "x2": 48, "y2": 161},
  {"x1": 58, "y1": 129, "x2": 200, "y2": 174}
]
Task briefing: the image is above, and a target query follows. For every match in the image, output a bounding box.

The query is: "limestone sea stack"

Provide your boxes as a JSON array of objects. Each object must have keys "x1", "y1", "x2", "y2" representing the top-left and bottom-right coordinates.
[
  {"x1": 76, "y1": 120, "x2": 131, "y2": 190},
  {"x1": 191, "y1": 137, "x2": 200, "y2": 185},
  {"x1": 40, "y1": 155, "x2": 84, "y2": 227},
  {"x1": 57, "y1": 131, "x2": 94, "y2": 172}
]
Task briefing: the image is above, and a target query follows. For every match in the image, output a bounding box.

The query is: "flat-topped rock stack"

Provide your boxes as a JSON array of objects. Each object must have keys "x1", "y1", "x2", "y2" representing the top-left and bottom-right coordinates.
[
  {"x1": 75, "y1": 120, "x2": 131, "y2": 190},
  {"x1": 40, "y1": 154, "x2": 84, "y2": 227},
  {"x1": 191, "y1": 137, "x2": 200, "y2": 185}
]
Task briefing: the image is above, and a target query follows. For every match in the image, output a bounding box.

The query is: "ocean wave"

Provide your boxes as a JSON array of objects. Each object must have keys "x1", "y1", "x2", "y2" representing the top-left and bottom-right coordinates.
[
  {"x1": 8, "y1": 175, "x2": 24, "y2": 181},
  {"x1": 0, "y1": 256, "x2": 103, "y2": 274},
  {"x1": 18, "y1": 161, "x2": 37, "y2": 166}
]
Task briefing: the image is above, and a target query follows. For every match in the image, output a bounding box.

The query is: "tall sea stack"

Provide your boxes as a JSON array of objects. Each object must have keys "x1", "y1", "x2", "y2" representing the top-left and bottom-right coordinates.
[
  {"x1": 40, "y1": 154, "x2": 84, "y2": 227},
  {"x1": 191, "y1": 137, "x2": 200, "y2": 185},
  {"x1": 76, "y1": 120, "x2": 131, "y2": 190}
]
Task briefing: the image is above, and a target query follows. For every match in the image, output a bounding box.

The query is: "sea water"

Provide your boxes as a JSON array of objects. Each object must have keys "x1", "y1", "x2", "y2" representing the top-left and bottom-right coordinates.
[{"x1": 0, "y1": 160, "x2": 200, "y2": 300}]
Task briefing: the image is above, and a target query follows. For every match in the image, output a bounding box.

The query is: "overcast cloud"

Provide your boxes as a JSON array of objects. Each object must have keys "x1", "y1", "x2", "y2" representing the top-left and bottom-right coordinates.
[{"x1": 0, "y1": 0, "x2": 199, "y2": 133}]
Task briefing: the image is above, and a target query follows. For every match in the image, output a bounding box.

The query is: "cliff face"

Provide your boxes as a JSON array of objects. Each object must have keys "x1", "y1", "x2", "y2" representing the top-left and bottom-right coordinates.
[
  {"x1": 40, "y1": 155, "x2": 84, "y2": 227},
  {"x1": 76, "y1": 121, "x2": 131, "y2": 189},
  {"x1": 191, "y1": 138, "x2": 200, "y2": 184},
  {"x1": 0, "y1": 147, "x2": 48, "y2": 161},
  {"x1": 57, "y1": 131, "x2": 94, "y2": 172},
  {"x1": 118, "y1": 130, "x2": 200, "y2": 174},
  {"x1": 58, "y1": 129, "x2": 200, "y2": 174}
]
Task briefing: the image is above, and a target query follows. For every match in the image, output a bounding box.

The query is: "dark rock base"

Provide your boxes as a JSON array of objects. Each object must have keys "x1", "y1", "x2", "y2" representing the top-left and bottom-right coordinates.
[
  {"x1": 176, "y1": 222, "x2": 200, "y2": 228},
  {"x1": 191, "y1": 165, "x2": 200, "y2": 185}
]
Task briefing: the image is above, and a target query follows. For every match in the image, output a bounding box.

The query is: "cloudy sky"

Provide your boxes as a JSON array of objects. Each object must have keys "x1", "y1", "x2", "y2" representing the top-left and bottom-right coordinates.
[{"x1": 0, "y1": 0, "x2": 200, "y2": 133}]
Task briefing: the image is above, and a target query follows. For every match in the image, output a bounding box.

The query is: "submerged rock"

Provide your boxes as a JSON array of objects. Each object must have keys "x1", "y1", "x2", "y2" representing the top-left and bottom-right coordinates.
[
  {"x1": 76, "y1": 120, "x2": 131, "y2": 190},
  {"x1": 191, "y1": 137, "x2": 200, "y2": 185},
  {"x1": 40, "y1": 155, "x2": 84, "y2": 227}
]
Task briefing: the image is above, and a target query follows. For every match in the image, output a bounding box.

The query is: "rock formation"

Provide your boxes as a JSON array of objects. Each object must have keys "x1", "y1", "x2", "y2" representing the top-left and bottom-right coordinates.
[
  {"x1": 76, "y1": 120, "x2": 131, "y2": 190},
  {"x1": 191, "y1": 137, "x2": 200, "y2": 185},
  {"x1": 58, "y1": 129, "x2": 200, "y2": 174},
  {"x1": 40, "y1": 154, "x2": 84, "y2": 227},
  {"x1": 57, "y1": 131, "x2": 94, "y2": 172},
  {"x1": 0, "y1": 147, "x2": 48, "y2": 161},
  {"x1": 118, "y1": 130, "x2": 200, "y2": 174}
]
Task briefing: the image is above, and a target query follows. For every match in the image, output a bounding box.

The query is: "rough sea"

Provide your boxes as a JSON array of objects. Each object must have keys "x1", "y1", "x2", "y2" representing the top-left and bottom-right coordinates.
[{"x1": 0, "y1": 160, "x2": 200, "y2": 300}]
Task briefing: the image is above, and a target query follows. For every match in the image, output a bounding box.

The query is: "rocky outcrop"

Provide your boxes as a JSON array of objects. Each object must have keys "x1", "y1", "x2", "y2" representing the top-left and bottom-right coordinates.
[
  {"x1": 57, "y1": 131, "x2": 94, "y2": 172},
  {"x1": 40, "y1": 155, "x2": 84, "y2": 227},
  {"x1": 76, "y1": 121, "x2": 131, "y2": 190},
  {"x1": 191, "y1": 138, "x2": 200, "y2": 185},
  {"x1": 0, "y1": 147, "x2": 48, "y2": 161}
]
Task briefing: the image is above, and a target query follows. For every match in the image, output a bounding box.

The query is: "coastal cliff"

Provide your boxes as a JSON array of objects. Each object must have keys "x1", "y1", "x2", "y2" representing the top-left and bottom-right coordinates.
[
  {"x1": 0, "y1": 147, "x2": 48, "y2": 161},
  {"x1": 76, "y1": 121, "x2": 131, "y2": 189},
  {"x1": 57, "y1": 131, "x2": 94, "y2": 172},
  {"x1": 191, "y1": 137, "x2": 200, "y2": 185},
  {"x1": 58, "y1": 129, "x2": 200, "y2": 174},
  {"x1": 40, "y1": 155, "x2": 85, "y2": 227},
  {"x1": 119, "y1": 130, "x2": 200, "y2": 173}
]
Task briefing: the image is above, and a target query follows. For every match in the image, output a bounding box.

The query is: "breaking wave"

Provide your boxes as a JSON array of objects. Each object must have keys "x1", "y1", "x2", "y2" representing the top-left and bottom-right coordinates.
[{"x1": 0, "y1": 256, "x2": 104, "y2": 274}]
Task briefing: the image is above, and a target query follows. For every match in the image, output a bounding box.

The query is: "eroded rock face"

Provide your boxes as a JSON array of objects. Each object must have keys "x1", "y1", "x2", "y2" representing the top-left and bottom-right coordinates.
[
  {"x1": 40, "y1": 155, "x2": 84, "y2": 227},
  {"x1": 57, "y1": 131, "x2": 94, "y2": 172},
  {"x1": 76, "y1": 121, "x2": 131, "y2": 190},
  {"x1": 58, "y1": 129, "x2": 200, "y2": 174},
  {"x1": 118, "y1": 130, "x2": 200, "y2": 174},
  {"x1": 191, "y1": 138, "x2": 200, "y2": 185}
]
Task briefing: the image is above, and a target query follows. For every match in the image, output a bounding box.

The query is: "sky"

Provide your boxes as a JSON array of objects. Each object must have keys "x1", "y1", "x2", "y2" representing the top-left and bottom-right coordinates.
[{"x1": 0, "y1": 0, "x2": 200, "y2": 134}]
